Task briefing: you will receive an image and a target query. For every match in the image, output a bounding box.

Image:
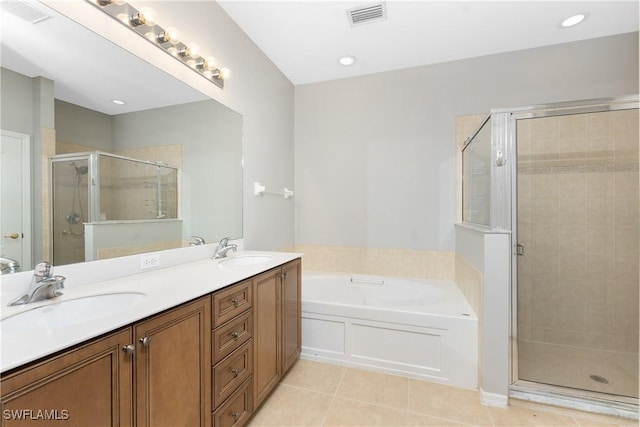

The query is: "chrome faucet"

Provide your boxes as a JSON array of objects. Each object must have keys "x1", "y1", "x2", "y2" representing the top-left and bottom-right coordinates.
[
  {"x1": 189, "y1": 235, "x2": 206, "y2": 246},
  {"x1": 0, "y1": 257, "x2": 20, "y2": 274},
  {"x1": 8, "y1": 262, "x2": 65, "y2": 306},
  {"x1": 213, "y1": 237, "x2": 237, "y2": 259}
]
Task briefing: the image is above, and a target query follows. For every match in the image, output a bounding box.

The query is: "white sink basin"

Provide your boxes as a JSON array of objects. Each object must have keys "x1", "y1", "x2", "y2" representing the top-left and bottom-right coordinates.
[
  {"x1": 1, "y1": 292, "x2": 147, "y2": 332},
  {"x1": 218, "y1": 255, "x2": 273, "y2": 267}
]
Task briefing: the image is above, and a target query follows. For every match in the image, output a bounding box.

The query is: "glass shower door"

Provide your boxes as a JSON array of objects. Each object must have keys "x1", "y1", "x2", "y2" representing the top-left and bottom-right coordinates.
[{"x1": 515, "y1": 108, "x2": 639, "y2": 399}]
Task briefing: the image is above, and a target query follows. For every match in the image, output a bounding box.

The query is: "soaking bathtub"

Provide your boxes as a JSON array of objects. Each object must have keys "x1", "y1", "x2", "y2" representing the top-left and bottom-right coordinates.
[{"x1": 301, "y1": 272, "x2": 478, "y2": 389}]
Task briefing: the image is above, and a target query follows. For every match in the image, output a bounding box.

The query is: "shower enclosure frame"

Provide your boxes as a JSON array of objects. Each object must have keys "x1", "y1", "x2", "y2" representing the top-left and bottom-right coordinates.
[
  {"x1": 500, "y1": 95, "x2": 639, "y2": 416},
  {"x1": 49, "y1": 151, "x2": 180, "y2": 264}
]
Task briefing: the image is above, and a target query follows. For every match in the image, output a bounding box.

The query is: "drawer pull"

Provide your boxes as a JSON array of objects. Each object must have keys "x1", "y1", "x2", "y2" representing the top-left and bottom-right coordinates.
[
  {"x1": 231, "y1": 412, "x2": 239, "y2": 421},
  {"x1": 231, "y1": 367, "x2": 240, "y2": 377},
  {"x1": 231, "y1": 297, "x2": 239, "y2": 306},
  {"x1": 230, "y1": 331, "x2": 240, "y2": 340}
]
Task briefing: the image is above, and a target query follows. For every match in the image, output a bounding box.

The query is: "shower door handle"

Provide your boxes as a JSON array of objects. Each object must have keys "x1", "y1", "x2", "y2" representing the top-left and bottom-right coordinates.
[{"x1": 3, "y1": 233, "x2": 19, "y2": 240}]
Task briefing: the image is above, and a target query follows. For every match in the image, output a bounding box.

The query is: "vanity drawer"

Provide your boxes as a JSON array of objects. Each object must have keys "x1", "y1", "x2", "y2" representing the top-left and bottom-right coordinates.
[
  {"x1": 212, "y1": 311, "x2": 252, "y2": 364},
  {"x1": 212, "y1": 377, "x2": 253, "y2": 427},
  {"x1": 213, "y1": 280, "x2": 252, "y2": 328},
  {"x1": 213, "y1": 340, "x2": 253, "y2": 409}
]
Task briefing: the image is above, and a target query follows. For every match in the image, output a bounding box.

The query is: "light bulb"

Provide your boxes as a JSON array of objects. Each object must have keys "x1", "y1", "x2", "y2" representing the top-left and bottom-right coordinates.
[
  {"x1": 204, "y1": 56, "x2": 217, "y2": 70},
  {"x1": 130, "y1": 6, "x2": 156, "y2": 27},
  {"x1": 139, "y1": 7, "x2": 156, "y2": 26},
  {"x1": 220, "y1": 68, "x2": 231, "y2": 79},
  {"x1": 156, "y1": 27, "x2": 180, "y2": 44},
  {"x1": 179, "y1": 43, "x2": 200, "y2": 58},
  {"x1": 186, "y1": 43, "x2": 199, "y2": 58}
]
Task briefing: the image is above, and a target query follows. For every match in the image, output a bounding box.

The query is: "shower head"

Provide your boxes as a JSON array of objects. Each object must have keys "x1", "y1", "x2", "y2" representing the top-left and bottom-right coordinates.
[{"x1": 70, "y1": 162, "x2": 88, "y2": 176}]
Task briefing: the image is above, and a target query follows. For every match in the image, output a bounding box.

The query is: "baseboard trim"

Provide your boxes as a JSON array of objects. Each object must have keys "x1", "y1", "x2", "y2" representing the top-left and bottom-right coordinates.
[{"x1": 481, "y1": 389, "x2": 509, "y2": 407}]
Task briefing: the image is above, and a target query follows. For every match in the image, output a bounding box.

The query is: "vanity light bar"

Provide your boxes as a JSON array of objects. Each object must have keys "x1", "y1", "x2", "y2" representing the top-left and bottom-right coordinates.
[{"x1": 87, "y1": 0, "x2": 227, "y2": 89}]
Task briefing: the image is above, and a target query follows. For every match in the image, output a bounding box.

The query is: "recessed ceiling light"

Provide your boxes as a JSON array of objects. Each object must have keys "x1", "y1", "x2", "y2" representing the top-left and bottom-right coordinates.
[
  {"x1": 338, "y1": 55, "x2": 356, "y2": 66},
  {"x1": 111, "y1": 99, "x2": 126, "y2": 105},
  {"x1": 560, "y1": 13, "x2": 587, "y2": 28}
]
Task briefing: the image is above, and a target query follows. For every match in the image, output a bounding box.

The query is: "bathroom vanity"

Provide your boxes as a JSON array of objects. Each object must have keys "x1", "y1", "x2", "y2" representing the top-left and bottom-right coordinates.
[{"x1": 0, "y1": 253, "x2": 302, "y2": 427}]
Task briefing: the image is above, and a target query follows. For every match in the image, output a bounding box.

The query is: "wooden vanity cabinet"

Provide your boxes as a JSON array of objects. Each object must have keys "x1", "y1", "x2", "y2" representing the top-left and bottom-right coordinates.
[
  {"x1": 134, "y1": 296, "x2": 211, "y2": 427},
  {"x1": 0, "y1": 257, "x2": 302, "y2": 427},
  {"x1": 252, "y1": 268, "x2": 282, "y2": 408},
  {"x1": 253, "y1": 259, "x2": 302, "y2": 410},
  {"x1": 0, "y1": 328, "x2": 133, "y2": 427},
  {"x1": 281, "y1": 259, "x2": 302, "y2": 374},
  {"x1": 211, "y1": 279, "x2": 254, "y2": 427}
]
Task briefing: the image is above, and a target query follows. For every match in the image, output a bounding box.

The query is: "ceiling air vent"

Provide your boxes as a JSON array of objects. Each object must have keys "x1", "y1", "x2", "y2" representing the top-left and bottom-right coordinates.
[
  {"x1": 347, "y1": 3, "x2": 386, "y2": 27},
  {"x1": 1, "y1": 0, "x2": 51, "y2": 24}
]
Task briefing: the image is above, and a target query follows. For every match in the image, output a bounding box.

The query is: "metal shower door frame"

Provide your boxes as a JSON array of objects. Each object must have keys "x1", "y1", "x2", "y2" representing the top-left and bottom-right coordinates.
[{"x1": 503, "y1": 95, "x2": 639, "y2": 414}]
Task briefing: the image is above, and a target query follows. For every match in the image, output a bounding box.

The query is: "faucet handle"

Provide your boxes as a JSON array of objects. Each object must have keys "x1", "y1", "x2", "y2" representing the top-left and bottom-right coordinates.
[
  {"x1": 189, "y1": 236, "x2": 206, "y2": 246},
  {"x1": 34, "y1": 262, "x2": 52, "y2": 277}
]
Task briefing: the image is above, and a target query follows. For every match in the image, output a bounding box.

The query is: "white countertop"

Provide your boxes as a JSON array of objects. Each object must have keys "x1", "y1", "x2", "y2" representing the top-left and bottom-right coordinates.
[{"x1": 0, "y1": 250, "x2": 302, "y2": 373}]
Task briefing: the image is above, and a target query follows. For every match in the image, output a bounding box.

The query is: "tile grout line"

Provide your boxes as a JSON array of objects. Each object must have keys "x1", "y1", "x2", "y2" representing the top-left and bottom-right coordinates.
[{"x1": 318, "y1": 366, "x2": 348, "y2": 426}]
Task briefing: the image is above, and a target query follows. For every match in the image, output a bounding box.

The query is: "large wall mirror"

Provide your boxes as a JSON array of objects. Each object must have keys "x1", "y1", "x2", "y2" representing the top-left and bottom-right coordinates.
[{"x1": 0, "y1": 1, "x2": 242, "y2": 268}]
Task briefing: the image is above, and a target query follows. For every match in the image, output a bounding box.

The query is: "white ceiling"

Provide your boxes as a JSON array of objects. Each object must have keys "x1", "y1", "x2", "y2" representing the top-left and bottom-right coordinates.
[
  {"x1": 217, "y1": 1, "x2": 640, "y2": 85},
  {"x1": 1, "y1": 1, "x2": 637, "y2": 115}
]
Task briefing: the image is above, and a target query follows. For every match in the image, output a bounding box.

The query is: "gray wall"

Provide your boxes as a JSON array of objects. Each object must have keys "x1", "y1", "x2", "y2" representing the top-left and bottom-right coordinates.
[
  {"x1": 55, "y1": 100, "x2": 112, "y2": 151},
  {"x1": 294, "y1": 32, "x2": 639, "y2": 251},
  {"x1": 137, "y1": 1, "x2": 296, "y2": 251},
  {"x1": 1, "y1": 67, "x2": 55, "y2": 264},
  {"x1": 111, "y1": 100, "x2": 243, "y2": 242}
]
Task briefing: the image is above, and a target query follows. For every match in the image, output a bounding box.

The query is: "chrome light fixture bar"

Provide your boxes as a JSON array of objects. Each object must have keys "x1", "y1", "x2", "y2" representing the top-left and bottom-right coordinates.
[{"x1": 87, "y1": 0, "x2": 228, "y2": 89}]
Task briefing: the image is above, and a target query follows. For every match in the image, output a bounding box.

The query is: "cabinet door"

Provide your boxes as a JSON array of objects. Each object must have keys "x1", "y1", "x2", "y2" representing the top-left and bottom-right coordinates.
[
  {"x1": 1, "y1": 328, "x2": 132, "y2": 427},
  {"x1": 281, "y1": 259, "x2": 301, "y2": 374},
  {"x1": 134, "y1": 296, "x2": 211, "y2": 427},
  {"x1": 252, "y1": 268, "x2": 281, "y2": 408}
]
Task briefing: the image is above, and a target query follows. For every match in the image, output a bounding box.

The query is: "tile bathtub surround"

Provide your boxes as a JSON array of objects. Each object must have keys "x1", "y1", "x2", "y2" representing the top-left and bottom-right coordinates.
[
  {"x1": 454, "y1": 252, "x2": 483, "y2": 317},
  {"x1": 294, "y1": 245, "x2": 455, "y2": 281},
  {"x1": 249, "y1": 359, "x2": 638, "y2": 427}
]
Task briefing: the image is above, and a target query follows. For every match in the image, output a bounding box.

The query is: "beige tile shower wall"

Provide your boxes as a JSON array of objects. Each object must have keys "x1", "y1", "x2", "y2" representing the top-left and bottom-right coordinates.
[
  {"x1": 115, "y1": 145, "x2": 182, "y2": 220},
  {"x1": 294, "y1": 245, "x2": 455, "y2": 281},
  {"x1": 454, "y1": 252, "x2": 483, "y2": 318},
  {"x1": 55, "y1": 140, "x2": 93, "y2": 154},
  {"x1": 517, "y1": 109, "x2": 639, "y2": 354}
]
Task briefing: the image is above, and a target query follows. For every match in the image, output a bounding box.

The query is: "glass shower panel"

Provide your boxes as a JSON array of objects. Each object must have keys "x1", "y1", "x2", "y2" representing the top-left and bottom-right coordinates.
[
  {"x1": 99, "y1": 154, "x2": 178, "y2": 221},
  {"x1": 462, "y1": 118, "x2": 491, "y2": 225},
  {"x1": 52, "y1": 158, "x2": 89, "y2": 265},
  {"x1": 516, "y1": 109, "x2": 639, "y2": 398}
]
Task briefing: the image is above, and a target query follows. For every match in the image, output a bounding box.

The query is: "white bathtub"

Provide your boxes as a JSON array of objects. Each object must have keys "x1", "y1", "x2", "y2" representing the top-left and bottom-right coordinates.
[{"x1": 301, "y1": 272, "x2": 478, "y2": 389}]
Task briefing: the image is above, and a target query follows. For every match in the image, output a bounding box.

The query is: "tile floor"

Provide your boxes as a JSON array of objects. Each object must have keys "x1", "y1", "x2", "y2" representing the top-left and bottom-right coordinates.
[
  {"x1": 518, "y1": 341, "x2": 639, "y2": 398},
  {"x1": 248, "y1": 359, "x2": 638, "y2": 427}
]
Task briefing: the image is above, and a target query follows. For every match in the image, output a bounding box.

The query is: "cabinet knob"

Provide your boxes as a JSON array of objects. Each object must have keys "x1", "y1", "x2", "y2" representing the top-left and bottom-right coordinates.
[
  {"x1": 122, "y1": 344, "x2": 135, "y2": 354},
  {"x1": 230, "y1": 331, "x2": 240, "y2": 340},
  {"x1": 231, "y1": 412, "x2": 239, "y2": 421},
  {"x1": 231, "y1": 367, "x2": 240, "y2": 377},
  {"x1": 231, "y1": 297, "x2": 239, "y2": 306},
  {"x1": 139, "y1": 336, "x2": 150, "y2": 346}
]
